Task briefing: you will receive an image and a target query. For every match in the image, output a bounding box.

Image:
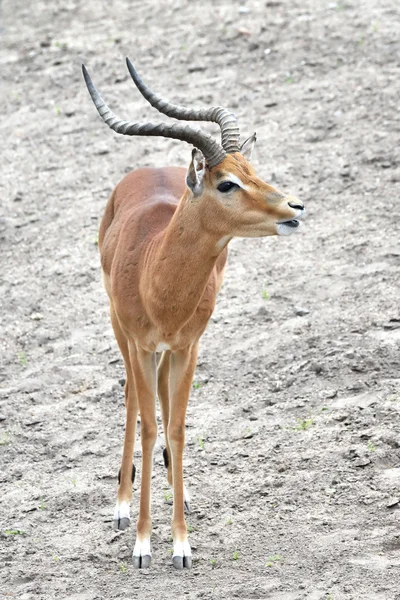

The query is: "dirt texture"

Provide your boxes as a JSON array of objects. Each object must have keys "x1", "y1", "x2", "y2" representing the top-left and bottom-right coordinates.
[{"x1": 1, "y1": 0, "x2": 400, "y2": 599}]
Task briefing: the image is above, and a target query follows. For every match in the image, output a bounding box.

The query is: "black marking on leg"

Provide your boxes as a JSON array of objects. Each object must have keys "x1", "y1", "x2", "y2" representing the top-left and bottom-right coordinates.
[
  {"x1": 118, "y1": 465, "x2": 136, "y2": 485},
  {"x1": 163, "y1": 447, "x2": 169, "y2": 469}
]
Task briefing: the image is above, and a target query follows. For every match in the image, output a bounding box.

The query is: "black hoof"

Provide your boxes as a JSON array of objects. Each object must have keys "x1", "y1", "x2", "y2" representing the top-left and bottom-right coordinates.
[
  {"x1": 133, "y1": 554, "x2": 151, "y2": 568},
  {"x1": 113, "y1": 517, "x2": 130, "y2": 531},
  {"x1": 172, "y1": 556, "x2": 184, "y2": 570},
  {"x1": 172, "y1": 555, "x2": 192, "y2": 569}
]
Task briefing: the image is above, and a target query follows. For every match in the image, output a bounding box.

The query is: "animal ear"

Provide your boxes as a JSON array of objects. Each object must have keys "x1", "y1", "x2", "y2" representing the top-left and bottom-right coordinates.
[
  {"x1": 186, "y1": 148, "x2": 206, "y2": 196},
  {"x1": 240, "y1": 133, "x2": 257, "y2": 161}
]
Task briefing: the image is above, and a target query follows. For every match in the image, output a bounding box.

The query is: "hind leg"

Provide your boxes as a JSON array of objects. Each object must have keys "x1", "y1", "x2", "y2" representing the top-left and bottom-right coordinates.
[{"x1": 110, "y1": 305, "x2": 138, "y2": 531}]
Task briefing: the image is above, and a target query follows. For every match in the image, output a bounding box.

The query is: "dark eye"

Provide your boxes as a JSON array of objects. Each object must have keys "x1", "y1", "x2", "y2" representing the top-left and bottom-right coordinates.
[{"x1": 217, "y1": 181, "x2": 237, "y2": 193}]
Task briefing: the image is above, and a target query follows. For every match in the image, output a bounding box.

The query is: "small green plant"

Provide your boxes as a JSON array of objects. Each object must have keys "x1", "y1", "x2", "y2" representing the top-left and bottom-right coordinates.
[
  {"x1": 92, "y1": 233, "x2": 99, "y2": 246},
  {"x1": 4, "y1": 529, "x2": 25, "y2": 536},
  {"x1": 210, "y1": 558, "x2": 217, "y2": 568},
  {"x1": 368, "y1": 440, "x2": 376, "y2": 452},
  {"x1": 163, "y1": 489, "x2": 173, "y2": 503},
  {"x1": 71, "y1": 475, "x2": 77, "y2": 487},
  {"x1": 285, "y1": 76, "x2": 294, "y2": 84},
  {"x1": 226, "y1": 516, "x2": 233, "y2": 525},
  {"x1": 119, "y1": 562, "x2": 127, "y2": 574},
  {"x1": 197, "y1": 435, "x2": 205, "y2": 450},
  {"x1": 55, "y1": 105, "x2": 61, "y2": 116},
  {"x1": 187, "y1": 523, "x2": 194, "y2": 533},
  {"x1": 266, "y1": 553, "x2": 281, "y2": 567},
  {"x1": 53, "y1": 555, "x2": 61, "y2": 561},
  {"x1": 168, "y1": 547, "x2": 174, "y2": 554},
  {"x1": 232, "y1": 551, "x2": 239, "y2": 561},
  {"x1": 295, "y1": 417, "x2": 314, "y2": 431},
  {"x1": 0, "y1": 431, "x2": 10, "y2": 445},
  {"x1": 39, "y1": 496, "x2": 46, "y2": 510},
  {"x1": 18, "y1": 351, "x2": 27, "y2": 367},
  {"x1": 193, "y1": 381, "x2": 204, "y2": 390},
  {"x1": 262, "y1": 282, "x2": 270, "y2": 300}
]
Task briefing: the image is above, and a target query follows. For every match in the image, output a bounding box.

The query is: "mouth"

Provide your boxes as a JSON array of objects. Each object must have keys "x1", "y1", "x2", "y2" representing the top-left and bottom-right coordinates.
[{"x1": 277, "y1": 218, "x2": 300, "y2": 228}]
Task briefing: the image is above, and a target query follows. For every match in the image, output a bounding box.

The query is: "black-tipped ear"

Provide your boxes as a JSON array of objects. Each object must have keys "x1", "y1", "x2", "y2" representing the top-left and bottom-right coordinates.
[
  {"x1": 186, "y1": 148, "x2": 206, "y2": 196},
  {"x1": 240, "y1": 133, "x2": 257, "y2": 161}
]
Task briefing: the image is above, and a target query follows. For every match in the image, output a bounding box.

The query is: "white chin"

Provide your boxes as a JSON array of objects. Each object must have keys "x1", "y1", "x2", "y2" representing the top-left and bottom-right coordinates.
[{"x1": 277, "y1": 222, "x2": 301, "y2": 236}]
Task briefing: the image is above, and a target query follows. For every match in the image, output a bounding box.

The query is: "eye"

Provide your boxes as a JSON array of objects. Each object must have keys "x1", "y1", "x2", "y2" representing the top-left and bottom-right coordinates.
[{"x1": 217, "y1": 181, "x2": 238, "y2": 193}]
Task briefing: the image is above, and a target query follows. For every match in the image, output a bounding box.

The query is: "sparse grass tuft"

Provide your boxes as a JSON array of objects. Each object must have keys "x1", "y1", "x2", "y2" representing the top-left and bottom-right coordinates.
[
  {"x1": 266, "y1": 553, "x2": 281, "y2": 567},
  {"x1": 119, "y1": 562, "x2": 127, "y2": 574},
  {"x1": 0, "y1": 431, "x2": 11, "y2": 445},
  {"x1": 262, "y1": 282, "x2": 270, "y2": 300},
  {"x1": 295, "y1": 417, "x2": 314, "y2": 431},
  {"x1": 197, "y1": 435, "x2": 205, "y2": 450},
  {"x1": 163, "y1": 489, "x2": 173, "y2": 503},
  {"x1": 18, "y1": 351, "x2": 27, "y2": 367},
  {"x1": 232, "y1": 551, "x2": 239, "y2": 561},
  {"x1": 193, "y1": 381, "x2": 204, "y2": 390}
]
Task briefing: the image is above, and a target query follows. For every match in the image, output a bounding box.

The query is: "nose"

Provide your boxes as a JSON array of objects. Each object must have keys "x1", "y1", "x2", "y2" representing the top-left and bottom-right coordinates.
[{"x1": 288, "y1": 201, "x2": 304, "y2": 211}]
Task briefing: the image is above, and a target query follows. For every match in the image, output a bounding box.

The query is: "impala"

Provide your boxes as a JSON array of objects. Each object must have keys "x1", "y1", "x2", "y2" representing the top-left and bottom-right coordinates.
[{"x1": 82, "y1": 59, "x2": 304, "y2": 570}]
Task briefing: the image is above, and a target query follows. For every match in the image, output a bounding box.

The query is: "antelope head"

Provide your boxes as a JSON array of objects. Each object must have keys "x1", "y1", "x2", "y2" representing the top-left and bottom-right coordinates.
[{"x1": 82, "y1": 59, "x2": 304, "y2": 239}]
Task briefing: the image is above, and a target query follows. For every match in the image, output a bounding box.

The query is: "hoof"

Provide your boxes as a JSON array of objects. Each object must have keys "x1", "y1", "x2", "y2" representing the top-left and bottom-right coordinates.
[
  {"x1": 172, "y1": 555, "x2": 192, "y2": 570},
  {"x1": 172, "y1": 555, "x2": 184, "y2": 570},
  {"x1": 172, "y1": 539, "x2": 192, "y2": 569},
  {"x1": 113, "y1": 517, "x2": 130, "y2": 531},
  {"x1": 133, "y1": 554, "x2": 151, "y2": 569},
  {"x1": 184, "y1": 500, "x2": 191, "y2": 514},
  {"x1": 113, "y1": 501, "x2": 130, "y2": 530}
]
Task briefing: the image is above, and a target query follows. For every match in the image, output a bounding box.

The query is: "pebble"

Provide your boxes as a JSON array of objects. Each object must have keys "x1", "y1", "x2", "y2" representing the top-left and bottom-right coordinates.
[
  {"x1": 334, "y1": 413, "x2": 348, "y2": 422},
  {"x1": 386, "y1": 497, "x2": 399, "y2": 508},
  {"x1": 295, "y1": 306, "x2": 310, "y2": 316},
  {"x1": 354, "y1": 457, "x2": 371, "y2": 467},
  {"x1": 323, "y1": 389, "x2": 338, "y2": 399}
]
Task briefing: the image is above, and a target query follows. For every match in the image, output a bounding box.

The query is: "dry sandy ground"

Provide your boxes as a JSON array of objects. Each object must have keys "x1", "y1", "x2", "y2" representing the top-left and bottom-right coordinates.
[{"x1": 1, "y1": 1, "x2": 400, "y2": 599}]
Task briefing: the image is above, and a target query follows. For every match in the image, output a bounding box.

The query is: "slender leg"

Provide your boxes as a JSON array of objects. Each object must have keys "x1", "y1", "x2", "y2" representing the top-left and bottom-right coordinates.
[
  {"x1": 110, "y1": 306, "x2": 138, "y2": 531},
  {"x1": 129, "y1": 343, "x2": 157, "y2": 569},
  {"x1": 158, "y1": 350, "x2": 191, "y2": 513},
  {"x1": 158, "y1": 351, "x2": 173, "y2": 486},
  {"x1": 168, "y1": 343, "x2": 198, "y2": 570}
]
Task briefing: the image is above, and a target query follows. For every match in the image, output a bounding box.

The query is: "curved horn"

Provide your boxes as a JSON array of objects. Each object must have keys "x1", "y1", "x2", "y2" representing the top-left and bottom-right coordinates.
[
  {"x1": 82, "y1": 65, "x2": 226, "y2": 168},
  {"x1": 126, "y1": 58, "x2": 240, "y2": 154}
]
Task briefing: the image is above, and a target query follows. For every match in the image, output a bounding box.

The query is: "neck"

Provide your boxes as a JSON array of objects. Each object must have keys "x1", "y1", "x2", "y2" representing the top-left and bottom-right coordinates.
[{"x1": 144, "y1": 192, "x2": 228, "y2": 332}]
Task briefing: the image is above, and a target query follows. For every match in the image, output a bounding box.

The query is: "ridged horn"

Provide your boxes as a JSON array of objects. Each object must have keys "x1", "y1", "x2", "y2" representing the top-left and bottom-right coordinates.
[
  {"x1": 126, "y1": 58, "x2": 241, "y2": 154},
  {"x1": 82, "y1": 65, "x2": 227, "y2": 168}
]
